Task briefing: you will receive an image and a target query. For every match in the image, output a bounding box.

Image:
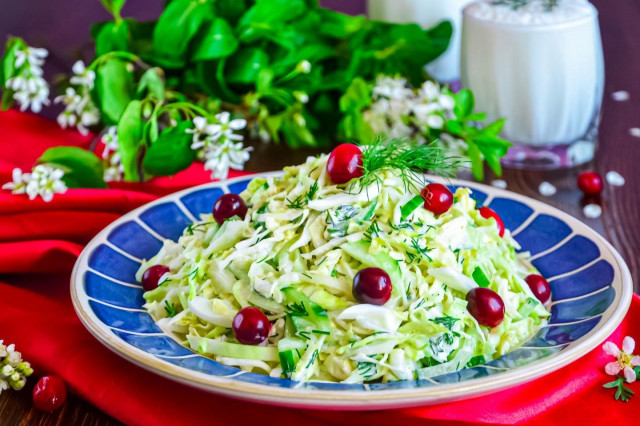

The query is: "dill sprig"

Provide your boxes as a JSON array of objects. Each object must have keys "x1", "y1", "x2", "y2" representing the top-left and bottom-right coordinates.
[{"x1": 356, "y1": 139, "x2": 461, "y2": 193}]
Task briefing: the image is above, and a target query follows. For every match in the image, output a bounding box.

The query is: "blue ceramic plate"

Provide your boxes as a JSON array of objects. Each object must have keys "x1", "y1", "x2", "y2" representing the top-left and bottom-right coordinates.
[{"x1": 71, "y1": 173, "x2": 633, "y2": 409}]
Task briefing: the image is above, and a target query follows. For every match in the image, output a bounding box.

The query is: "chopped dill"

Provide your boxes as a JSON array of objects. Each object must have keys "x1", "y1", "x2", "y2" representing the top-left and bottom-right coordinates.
[{"x1": 164, "y1": 300, "x2": 177, "y2": 318}]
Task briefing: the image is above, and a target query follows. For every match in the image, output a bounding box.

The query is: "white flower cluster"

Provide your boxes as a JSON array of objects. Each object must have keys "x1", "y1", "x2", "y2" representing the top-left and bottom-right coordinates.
[
  {"x1": 54, "y1": 61, "x2": 100, "y2": 135},
  {"x1": 187, "y1": 112, "x2": 252, "y2": 180},
  {"x1": 0, "y1": 341, "x2": 33, "y2": 394},
  {"x1": 101, "y1": 126, "x2": 124, "y2": 182},
  {"x1": 4, "y1": 46, "x2": 50, "y2": 113},
  {"x1": 2, "y1": 165, "x2": 67, "y2": 202},
  {"x1": 363, "y1": 76, "x2": 466, "y2": 156}
]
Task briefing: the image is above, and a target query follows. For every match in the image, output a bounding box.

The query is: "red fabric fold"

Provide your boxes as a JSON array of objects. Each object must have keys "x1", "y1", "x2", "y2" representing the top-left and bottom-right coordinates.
[{"x1": 0, "y1": 110, "x2": 636, "y2": 425}]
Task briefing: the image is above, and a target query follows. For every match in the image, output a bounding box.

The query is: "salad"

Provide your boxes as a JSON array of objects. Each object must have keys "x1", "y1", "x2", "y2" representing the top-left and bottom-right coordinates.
[{"x1": 137, "y1": 142, "x2": 551, "y2": 383}]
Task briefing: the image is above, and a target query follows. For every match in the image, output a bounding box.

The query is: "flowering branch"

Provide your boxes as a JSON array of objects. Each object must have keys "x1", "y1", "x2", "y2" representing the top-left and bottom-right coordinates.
[{"x1": 0, "y1": 341, "x2": 33, "y2": 394}]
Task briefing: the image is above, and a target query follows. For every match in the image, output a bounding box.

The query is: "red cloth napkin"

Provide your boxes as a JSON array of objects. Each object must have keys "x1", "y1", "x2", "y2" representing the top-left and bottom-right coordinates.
[{"x1": 0, "y1": 110, "x2": 637, "y2": 425}]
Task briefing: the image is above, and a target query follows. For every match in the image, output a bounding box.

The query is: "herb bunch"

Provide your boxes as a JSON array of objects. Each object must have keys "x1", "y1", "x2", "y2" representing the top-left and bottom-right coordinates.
[{"x1": 357, "y1": 139, "x2": 461, "y2": 192}]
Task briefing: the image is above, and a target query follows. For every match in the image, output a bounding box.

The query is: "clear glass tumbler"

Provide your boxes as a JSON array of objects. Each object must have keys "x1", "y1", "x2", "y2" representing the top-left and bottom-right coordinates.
[{"x1": 461, "y1": 1, "x2": 605, "y2": 169}]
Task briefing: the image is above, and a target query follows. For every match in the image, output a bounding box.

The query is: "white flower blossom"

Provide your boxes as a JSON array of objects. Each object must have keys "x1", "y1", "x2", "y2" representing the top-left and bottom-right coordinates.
[
  {"x1": 69, "y1": 60, "x2": 96, "y2": 88},
  {"x1": 54, "y1": 60, "x2": 100, "y2": 135},
  {"x1": 296, "y1": 60, "x2": 311, "y2": 74},
  {"x1": 372, "y1": 76, "x2": 414, "y2": 100},
  {"x1": 0, "y1": 341, "x2": 33, "y2": 395},
  {"x1": 203, "y1": 139, "x2": 253, "y2": 180},
  {"x1": 3, "y1": 165, "x2": 67, "y2": 202},
  {"x1": 186, "y1": 116, "x2": 222, "y2": 149},
  {"x1": 100, "y1": 126, "x2": 124, "y2": 182},
  {"x1": 187, "y1": 112, "x2": 251, "y2": 180},
  {"x1": 5, "y1": 45, "x2": 50, "y2": 113}
]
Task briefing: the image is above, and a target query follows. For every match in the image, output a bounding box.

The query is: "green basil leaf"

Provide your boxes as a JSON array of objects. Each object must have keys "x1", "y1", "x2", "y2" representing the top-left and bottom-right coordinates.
[
  {"x1": 479, "y1": 118, "x2": 507, "y2": 137},
  {"x1": 467, "y1": 139, "x2": 484, "y2": 181},
  {"x1": 192, "y1": 18, "x2": 238, "y2": 61},
  {"x1": 454, "y1": 90, "x2": 475, "y2": 120},
  {"x1": 117, "y1": 100, "x2": 145, "y2": 181},
  {"x1": 1, "y1": 38, "x2": 23, "y2": 110},
  {"x1": 152, "y1": 0, "x2": 213, "y2": 68},
  {"x1": 215, "y1": 0, "x2": 248, "y2": 24},
  {"x1": 225, "y1": 48, "x2": 269, "y2": 85},
  {"x1": 318, "y1": 8, "x2": 365, "y2": 38},
  {"x1": 445, "y1": 120, "x2": 464, "y2": 136},
  {"x1": 37, "y1": 147, "x2": 107, "y2": 189},
  {"x1": 95, "y1": 20, "x2": 130, "y2": 56},
  {"x1": 94, "y1": 58, "x2": 134, "y2": 125},
  {"x1": 339, "y1": 77, "x2": 372, "y2": 113},
  {"x1": 256, "y1": 68, "x2": 274, "y2": 93},
  {"x1": 137, "y1": 68, "x2": 165, "y2": 101},
  {"x1": 143, "y1": 121, "x2": 196, "y2": 176},
  {"x1": 424, "y1": 21, "x2": 453, "y2": 63},
  {"x1": 239, "y1": 0, "x2": 307, "y2": 27}
]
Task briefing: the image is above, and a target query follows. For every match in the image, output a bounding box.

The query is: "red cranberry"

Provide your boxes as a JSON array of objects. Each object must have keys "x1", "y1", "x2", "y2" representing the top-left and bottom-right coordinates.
[
  {"x1": 33, "y1": 375, "x2": 67, "y2": 412},
  {"x1": 213, "y1": 193, "x2": 248, "y2": 225},
  {"x1": 353, "y1": 267, "x2": 393, "y2": 305},
  {"x1": 479, "y1": 206, "x2": 505, "y2": 237},
  {"x1": 577, "y1": 171, "x2": 603, "y2": 196},
  {"x1": 421, "y1": 183, "x2": 454, "y2": 215},
  {"x1": 232, "y1": 307, "x2": 271, "y2": 345},
  {"x1": 466, "y1": 288, "x2": 505, "y2": 328},
  {"x1": 525, "y1": 274, "x2": 552, "y2": 303},
  {"x1": 326, "y1": 143, "x2": 364, "y2": 184},
  {"x1": 141, "y1": 265, "x2": 170, "y2": 291}
]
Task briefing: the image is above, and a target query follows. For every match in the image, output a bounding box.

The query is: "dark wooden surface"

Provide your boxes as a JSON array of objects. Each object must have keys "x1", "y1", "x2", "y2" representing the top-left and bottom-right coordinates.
[{"x1": 1, "y1": 0, "x2": 639, "y2": 424}]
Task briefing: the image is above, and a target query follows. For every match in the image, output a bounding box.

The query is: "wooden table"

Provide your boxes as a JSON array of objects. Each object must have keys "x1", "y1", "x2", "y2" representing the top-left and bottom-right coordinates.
[{"x1": 1, "y1": 0, "x2": 638, "y2": 423}]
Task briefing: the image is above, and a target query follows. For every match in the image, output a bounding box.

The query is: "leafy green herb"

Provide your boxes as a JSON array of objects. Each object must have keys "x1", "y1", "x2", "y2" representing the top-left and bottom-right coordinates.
[
  {"x1": 331, "y1": 269, "x2": 338, "y2": 278},
  {"x1": 604, "y1": 376, "x2": 635, "y2": 402},
  {"x1": 430, "y1": 316, "x2": 460, "y2": 332},
  {"x1": 164, "y1": 300, "x2": 177, "y2": 318},
  {"x1": 286, "y1": 195, "x2": 307, "y2": 209},
  {"x1": 358, "y1": 139, "x2": 460, "y2": 192},
  {"x1": 356, "y1": 359, "x2": 378, "y2": 380},
  {"x1": 305, "y1": 180, "x2": 319, "y2": 201},
  {"x1": 466, "y1": 355, "x2": 486, "y2": 368},
  {"x1": 364, "y1": 222, "x2": 382, "y2": 242}
]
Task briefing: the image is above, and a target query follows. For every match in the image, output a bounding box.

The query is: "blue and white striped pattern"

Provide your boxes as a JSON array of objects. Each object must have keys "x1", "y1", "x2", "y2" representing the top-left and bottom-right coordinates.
[{"x1": 76, "y1": 174, "x2": 626, "y2": 394}]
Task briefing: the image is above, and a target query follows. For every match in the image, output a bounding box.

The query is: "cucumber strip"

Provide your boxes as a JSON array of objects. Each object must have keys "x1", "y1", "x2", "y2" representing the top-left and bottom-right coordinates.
[
  {"x1": 282, "y1": 287, "x2": 331, "y2": 332},
  {"x1": 400, "y1": 195, "x2": 424, "y2": 221},
  {"x1": 188, "y1": 336, "x2": 279, "y2": 361}
]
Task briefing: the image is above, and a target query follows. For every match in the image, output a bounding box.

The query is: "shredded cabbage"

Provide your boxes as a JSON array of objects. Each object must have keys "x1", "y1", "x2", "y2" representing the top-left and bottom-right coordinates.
[{"x1": 139, "y1": 155, "x2": 549, "y2": 383}]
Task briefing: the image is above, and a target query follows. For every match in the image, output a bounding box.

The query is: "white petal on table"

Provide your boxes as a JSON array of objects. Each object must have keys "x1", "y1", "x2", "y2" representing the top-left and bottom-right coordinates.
[
  {"x1": 583, "y1": 204, "x2": 602, "y2": 219},
  {"x1": 538, "y1": 182, "x2": 557, "y2": 197},
  {"x1": 606, "y1": 171, "x2": 626, "y2": 187}
]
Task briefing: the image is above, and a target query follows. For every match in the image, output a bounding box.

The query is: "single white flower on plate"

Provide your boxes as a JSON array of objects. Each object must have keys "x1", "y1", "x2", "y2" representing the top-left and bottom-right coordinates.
[
  {"x1": 604, "y1": 336, "x2": 640, "y2": 383},
  {"x1": 5, "y1": 164, "x2": 68, "y2": 202}
]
